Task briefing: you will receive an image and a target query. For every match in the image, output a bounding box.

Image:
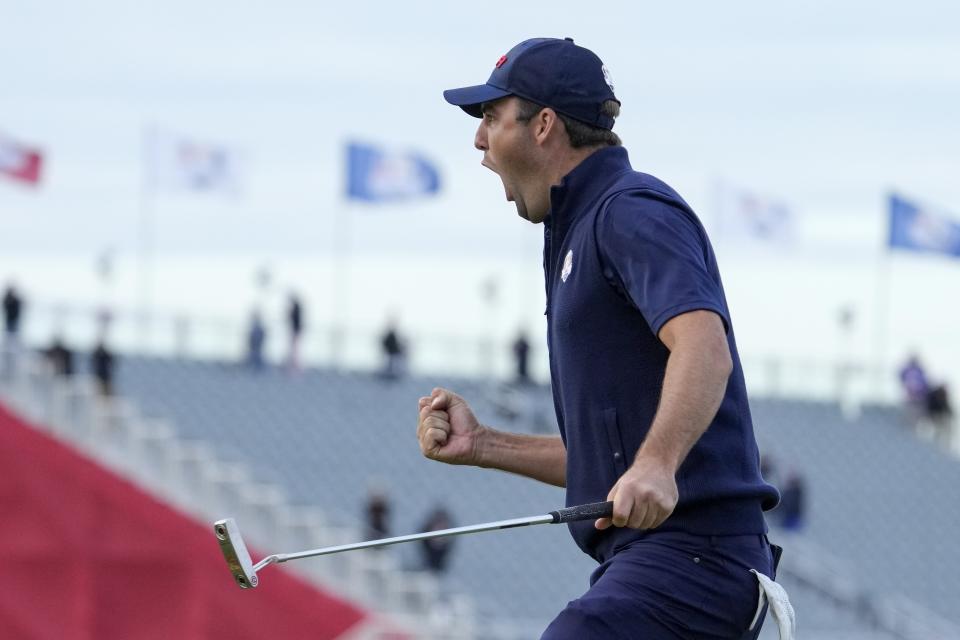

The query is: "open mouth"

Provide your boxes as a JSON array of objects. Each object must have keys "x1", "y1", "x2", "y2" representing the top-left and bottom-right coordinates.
[{"x1": 481, "y1": 159, "x2": 513, "y2": 202}]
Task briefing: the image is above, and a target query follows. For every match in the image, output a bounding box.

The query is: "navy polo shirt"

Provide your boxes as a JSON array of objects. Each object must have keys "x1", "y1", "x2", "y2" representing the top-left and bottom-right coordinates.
[{"x1": 543, "y1": 147, "x2": 779, "y2": 563}]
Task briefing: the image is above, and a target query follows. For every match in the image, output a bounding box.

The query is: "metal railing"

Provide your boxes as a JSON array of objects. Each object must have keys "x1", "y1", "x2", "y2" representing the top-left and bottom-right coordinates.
[{"x1": 13, "y1": 300, "x2": 907, "y2": 404}]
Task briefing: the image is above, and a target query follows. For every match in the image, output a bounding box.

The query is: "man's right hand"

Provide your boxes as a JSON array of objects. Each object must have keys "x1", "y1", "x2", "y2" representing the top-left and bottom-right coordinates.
[{"x1": 417, "y1": 387, "x2": 486, "y2": 466}]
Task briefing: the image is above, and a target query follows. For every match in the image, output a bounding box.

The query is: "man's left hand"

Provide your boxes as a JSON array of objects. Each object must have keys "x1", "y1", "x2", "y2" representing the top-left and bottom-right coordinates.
[{"x1": 595, "y1": 456, "x2": 679, "y2": 530}]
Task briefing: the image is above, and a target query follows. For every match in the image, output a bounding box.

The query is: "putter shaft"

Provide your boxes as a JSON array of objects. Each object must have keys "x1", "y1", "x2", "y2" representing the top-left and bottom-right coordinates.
[{"x1": 256, "y1": 513, "x2": 554, "y2": 571}]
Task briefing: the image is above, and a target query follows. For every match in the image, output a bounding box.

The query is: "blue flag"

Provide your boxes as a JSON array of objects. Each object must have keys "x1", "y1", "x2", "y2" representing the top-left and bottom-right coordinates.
[
  {"x1": 888, "y1": 194, "x2": 960, "y2": 259},
  {"x1": 346, "y1": 142, "x2": 441, "y2": 202}
]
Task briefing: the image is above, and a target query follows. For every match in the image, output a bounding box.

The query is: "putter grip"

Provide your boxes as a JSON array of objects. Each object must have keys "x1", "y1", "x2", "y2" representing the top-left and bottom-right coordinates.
[{"x1": 549, "y1": 501, "x2": 614, "y2": 524}]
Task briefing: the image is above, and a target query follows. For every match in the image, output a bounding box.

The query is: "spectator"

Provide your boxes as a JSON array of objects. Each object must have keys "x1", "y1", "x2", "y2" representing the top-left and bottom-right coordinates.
[
  {"x1": 899, "y1": 355, "x2": 930, "y2": 423},
  {"x1": 3, "y1": 283, "x2": 23, "y2": 342},
  {"x1": 2, "y1": 283, "x2": 24, "y2": 378},
  {"x1": 926, "y1": 384, "x2": 954, "y2": 449},
  {"x1": 512, "y1": 329, "x2": 531, "y2": 385},
  {"x1": 420, "y1": 507, "x2": 455, "y2": 574},
  {"x1": 246, "y1": 310, "x2": 267, "y2": 371},
  {"x1": 286, "y1": 292, "x2": 304, "y2": 372},
  {"x1": 46, "y1": 335, "x2": 74, "y2": 377},
  {"x1": 777, "y1": 471, "x2": 807, "y2": 532},
  {"x1": 90, "y1": 340, "x2": 115, "y2": 396},
  {"x1": 380, "y1": 320, "x2": 406, "y2": 380},
  {"x1": 365, "y1": 488, "x2": 391, "y2": 541}
]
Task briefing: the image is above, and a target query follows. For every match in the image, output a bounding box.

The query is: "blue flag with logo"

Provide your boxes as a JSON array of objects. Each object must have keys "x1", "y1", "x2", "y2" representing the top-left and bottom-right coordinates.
[
  {"x1": 888, "y1": 194, "x2": 960, "y2": 259},
  {"x1": 346, "y1": 142, "x2": 441, "y2": 203}
]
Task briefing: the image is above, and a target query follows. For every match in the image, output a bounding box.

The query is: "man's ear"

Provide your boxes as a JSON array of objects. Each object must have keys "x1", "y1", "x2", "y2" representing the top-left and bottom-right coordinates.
[{"x1": 533, "y1": 107, "x2": 560, "y2": 145}]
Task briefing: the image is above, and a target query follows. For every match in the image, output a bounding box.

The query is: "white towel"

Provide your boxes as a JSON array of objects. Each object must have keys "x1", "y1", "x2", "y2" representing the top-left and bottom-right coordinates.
[{"x1": 748, "y1": 569, "x2": 796, "y2": 639}]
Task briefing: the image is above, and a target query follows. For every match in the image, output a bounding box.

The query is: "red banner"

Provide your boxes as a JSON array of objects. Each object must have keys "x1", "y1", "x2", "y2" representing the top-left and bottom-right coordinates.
[{"x1": 0, "y1": 402, "x2": 374, "y2": 640}]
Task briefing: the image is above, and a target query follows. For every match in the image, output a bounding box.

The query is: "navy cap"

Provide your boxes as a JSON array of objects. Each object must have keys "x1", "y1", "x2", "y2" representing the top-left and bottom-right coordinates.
[{"x1": 443, "y1": 37, "x2": 620, "y2": 130}]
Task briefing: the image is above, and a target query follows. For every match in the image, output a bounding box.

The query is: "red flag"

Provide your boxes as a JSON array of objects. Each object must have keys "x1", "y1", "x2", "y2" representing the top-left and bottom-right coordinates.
[{"x1": 0, "y1": 134, "x2": 43, "y2": 185}]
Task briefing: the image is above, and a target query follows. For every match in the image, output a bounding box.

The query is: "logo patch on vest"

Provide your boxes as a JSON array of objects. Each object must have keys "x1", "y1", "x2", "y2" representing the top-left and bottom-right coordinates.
[{"x1": 561, "y1": 249, "x2": 574, "y2": 282}]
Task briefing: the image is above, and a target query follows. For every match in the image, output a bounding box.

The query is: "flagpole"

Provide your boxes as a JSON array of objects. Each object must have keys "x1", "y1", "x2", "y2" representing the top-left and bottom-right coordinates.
[
  {"x1": 138, "y1": 125, "x2": 157, "y2": 354},
  {"x1": 872, "y1": 195, "x2": 894, "y2": 401},
  {"x1": 873, "y1": 251, "x2": 893, "y2": 401},
  {"x1": 330, "y1": 142, "x2": 360, "y2": 371},
  {"x1": 331, "y1": 191, "x2": 353, "y2": 371}
]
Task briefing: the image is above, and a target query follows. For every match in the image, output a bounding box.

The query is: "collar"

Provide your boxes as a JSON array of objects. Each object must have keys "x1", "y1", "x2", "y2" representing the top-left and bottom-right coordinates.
[{"x1": 547, "y1": 146, "x2": 632, "y2": 227}]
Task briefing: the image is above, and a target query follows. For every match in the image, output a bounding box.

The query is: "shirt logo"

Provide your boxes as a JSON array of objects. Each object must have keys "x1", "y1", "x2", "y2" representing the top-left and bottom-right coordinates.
[{"x1": 561, "y1": 249, "x2": 574, "y2": 282}]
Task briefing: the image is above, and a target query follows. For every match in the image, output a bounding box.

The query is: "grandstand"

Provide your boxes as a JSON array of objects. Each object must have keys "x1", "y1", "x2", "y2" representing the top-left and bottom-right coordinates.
[{"x1": 3, "y1": 348, "x2": 959, "y2": 639}]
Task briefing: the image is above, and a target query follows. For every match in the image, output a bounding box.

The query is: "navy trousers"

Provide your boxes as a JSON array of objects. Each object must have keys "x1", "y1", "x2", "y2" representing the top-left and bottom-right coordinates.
[{"x1": 541, "y1": 532, "x2": 780, "y2": 639}]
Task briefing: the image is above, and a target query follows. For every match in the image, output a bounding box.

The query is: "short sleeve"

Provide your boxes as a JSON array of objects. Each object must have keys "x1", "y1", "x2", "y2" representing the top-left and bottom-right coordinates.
[{"x1": 595, "y1": 192, "x2": 730, "y2": 336}]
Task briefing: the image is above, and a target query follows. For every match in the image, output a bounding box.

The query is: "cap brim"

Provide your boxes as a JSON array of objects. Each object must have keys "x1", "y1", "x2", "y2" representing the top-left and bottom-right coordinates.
[{"x1": 443, "y1": 84, "x2": 512, "y2": 118}]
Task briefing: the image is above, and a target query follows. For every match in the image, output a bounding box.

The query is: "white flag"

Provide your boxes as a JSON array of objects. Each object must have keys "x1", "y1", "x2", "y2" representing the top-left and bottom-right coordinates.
[
  {"x1": 145, "y1": 128, "x2": 240, "y2": 195},
  {"x1": 714, "y1": 181, "x2": 794, "y2": 245}
]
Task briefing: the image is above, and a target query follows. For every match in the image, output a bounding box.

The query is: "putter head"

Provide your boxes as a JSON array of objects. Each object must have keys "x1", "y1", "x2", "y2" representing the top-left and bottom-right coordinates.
[{"x1": 214, "y1": 518, "x2": 258, "y2": 589}]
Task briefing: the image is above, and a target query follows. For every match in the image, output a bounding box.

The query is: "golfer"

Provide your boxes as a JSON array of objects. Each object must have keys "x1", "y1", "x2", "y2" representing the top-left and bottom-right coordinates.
[{"x1": 417, "y1": 37, "x2": 785, "y2": 639}]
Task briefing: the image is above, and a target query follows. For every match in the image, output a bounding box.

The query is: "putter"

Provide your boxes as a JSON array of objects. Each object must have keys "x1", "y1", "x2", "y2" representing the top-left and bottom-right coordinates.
[{"x1": 214, "y1": 500, "x2": 613, "y2": 589}]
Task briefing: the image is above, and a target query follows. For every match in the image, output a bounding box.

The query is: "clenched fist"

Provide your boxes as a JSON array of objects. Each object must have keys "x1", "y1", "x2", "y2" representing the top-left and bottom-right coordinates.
[
  {"x1": 594, "y1": 455, "x2": 679, "y2": 531},
  {"x1": 417, "y1": 387, "x2": 486, "y2": 466}
]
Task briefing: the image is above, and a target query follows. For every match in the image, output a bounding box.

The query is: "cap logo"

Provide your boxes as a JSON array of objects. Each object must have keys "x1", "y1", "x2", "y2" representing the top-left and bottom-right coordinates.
[
  {"x1": 602, "y1": 65, "x2": 615, "y2": 92},
  {"x1": 495, "y1": 55, "x2": 508, "y2": 68}
]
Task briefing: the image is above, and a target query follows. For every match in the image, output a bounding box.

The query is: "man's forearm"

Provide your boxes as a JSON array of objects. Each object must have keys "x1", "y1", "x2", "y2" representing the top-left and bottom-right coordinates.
[
  {"x1": 636, "y1": 340, "x2": 732, "y2": 472},
  {"x1": 476, "y1": 429, "x2": 567, "y2": 487}
]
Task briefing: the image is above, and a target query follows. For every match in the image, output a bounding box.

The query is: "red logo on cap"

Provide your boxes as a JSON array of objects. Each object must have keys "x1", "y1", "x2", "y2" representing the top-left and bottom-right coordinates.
[{"x1": 495, "y1": 55, "x2": 507, "y2": 68}]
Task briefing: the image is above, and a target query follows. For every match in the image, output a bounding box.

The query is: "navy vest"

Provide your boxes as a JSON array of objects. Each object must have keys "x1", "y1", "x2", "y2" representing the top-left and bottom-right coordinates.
[{"x1": 543, "y1": 147, "x2": 779, "y2": 563}]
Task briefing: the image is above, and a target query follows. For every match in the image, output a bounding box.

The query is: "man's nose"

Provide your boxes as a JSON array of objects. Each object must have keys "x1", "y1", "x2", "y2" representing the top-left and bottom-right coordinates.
[{"x1": 474, "y1": 122, "x2": 488, "y2": 151}]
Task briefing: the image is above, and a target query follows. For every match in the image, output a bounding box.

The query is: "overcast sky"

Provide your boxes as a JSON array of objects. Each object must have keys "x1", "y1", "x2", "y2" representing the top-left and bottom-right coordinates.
[{"x1": 2, "y1": 0, "x2": 958, "y2": 391}]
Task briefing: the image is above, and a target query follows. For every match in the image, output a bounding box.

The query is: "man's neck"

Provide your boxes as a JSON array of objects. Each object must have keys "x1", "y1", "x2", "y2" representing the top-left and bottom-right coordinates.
[{"x1": 547, "y1": 145, "x2": 604, "y2": 188}]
